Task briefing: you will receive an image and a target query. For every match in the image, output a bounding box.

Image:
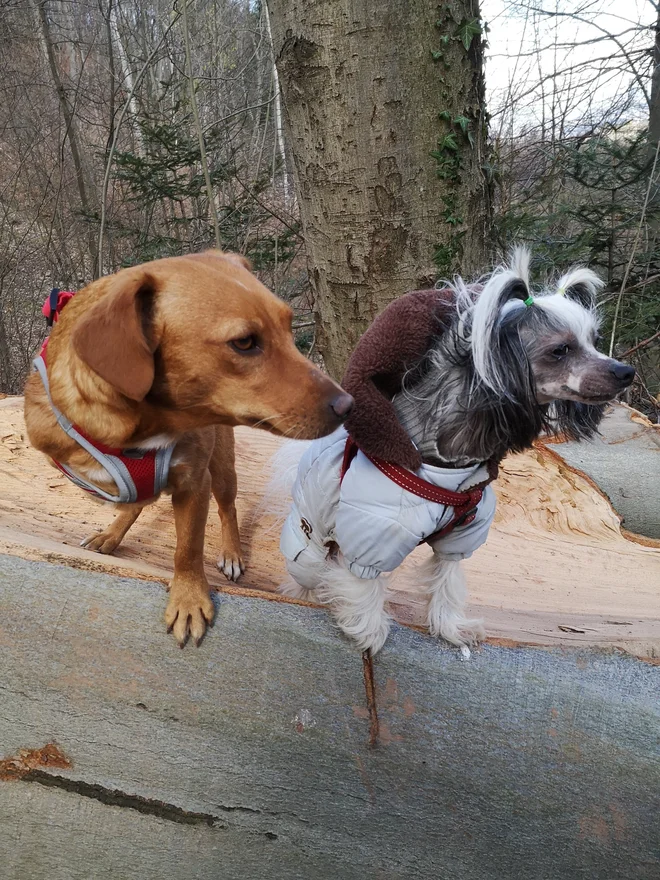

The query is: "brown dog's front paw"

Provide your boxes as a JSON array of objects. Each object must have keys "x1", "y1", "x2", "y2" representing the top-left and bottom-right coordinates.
[
  {"x1": 216, "y1": 553, "x2": 244, "y2": 582},
  {"x1": 165, "y1": 577, "x2": 215, "y2": 647},
  {"x1": 80, "y1": 530, "x2": 121, "y2": 555}
]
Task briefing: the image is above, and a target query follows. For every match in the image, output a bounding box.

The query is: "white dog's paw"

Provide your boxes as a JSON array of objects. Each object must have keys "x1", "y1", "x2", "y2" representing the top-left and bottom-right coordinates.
[
  {"x1": 428, "y1": 613, "x2": 485, "y2": 655},
  {"x1": 335, "y1": 609, "x2": 392, "y2": 654}
]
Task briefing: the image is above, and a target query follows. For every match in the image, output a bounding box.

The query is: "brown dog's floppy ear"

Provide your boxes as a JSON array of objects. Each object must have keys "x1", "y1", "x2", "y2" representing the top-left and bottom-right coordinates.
[
  {"x1": 191, "y1": 249, "x2": 253, "y2": 272},
  {"x1": 72, "y1": 272, "x2": 158, "y2": 402},
  {"x1": 222, "y1": 252, "x2": 252, "y2": 272}
]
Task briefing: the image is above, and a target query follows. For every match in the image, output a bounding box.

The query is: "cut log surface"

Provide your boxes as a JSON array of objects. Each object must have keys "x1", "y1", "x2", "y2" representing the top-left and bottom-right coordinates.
[
  {"x1": 0, "y1": 396, "x2": 658, "y2": 659},
  {"x1": 550, "y1": 403, "x2": 660, "y2": 539}
]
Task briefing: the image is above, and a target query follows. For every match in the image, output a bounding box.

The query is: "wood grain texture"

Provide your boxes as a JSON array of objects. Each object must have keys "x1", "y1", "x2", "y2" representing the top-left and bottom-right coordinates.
[{"x1": 0, "y1": 396, "x2": 658, "y2": 657}]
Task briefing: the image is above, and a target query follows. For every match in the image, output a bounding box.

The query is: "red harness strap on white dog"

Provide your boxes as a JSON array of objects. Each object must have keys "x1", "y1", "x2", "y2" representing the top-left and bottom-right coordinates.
[
  {"x1": 340, "y1": 436, "x2": 497, "y2": 543},
  {"x1": 34, "y1": 289, "x2": 174, "y2": 504}
]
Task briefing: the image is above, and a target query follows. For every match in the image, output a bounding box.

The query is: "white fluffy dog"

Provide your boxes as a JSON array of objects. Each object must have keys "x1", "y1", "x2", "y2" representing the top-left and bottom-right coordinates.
[{"x1": 272, "y1": 251, "x2": 635, "y2": 655}]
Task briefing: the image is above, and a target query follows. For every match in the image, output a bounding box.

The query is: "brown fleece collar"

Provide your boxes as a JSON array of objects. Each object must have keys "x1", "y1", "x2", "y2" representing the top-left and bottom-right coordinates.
[{"x1": 341, "y1": 289, "x2": 453, "y2": 470}]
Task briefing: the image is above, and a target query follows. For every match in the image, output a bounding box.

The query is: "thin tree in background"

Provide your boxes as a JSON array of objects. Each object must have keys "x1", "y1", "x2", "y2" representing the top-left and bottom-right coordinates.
[
  {"x1": 33, "y1": 0, "x2": 99, "y2": 276},
  {"x1": 181, "y1": 0, "x2": 221, "y2": 249}
]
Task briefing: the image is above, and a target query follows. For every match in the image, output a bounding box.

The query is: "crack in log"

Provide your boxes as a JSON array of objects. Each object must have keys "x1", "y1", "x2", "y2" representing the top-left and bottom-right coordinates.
[
  {"x1": 362, "y1": 649, "x2": 380, "y2": 748},
  {"x1": 17, "y1": 770, "x2": 277, "y2": 837},
  {"x1": 22, "y1": 770, "x2": 225, "y2": 826},
  {"x1": 1, "y1": 741, "x2": 280, "y2": 836}
]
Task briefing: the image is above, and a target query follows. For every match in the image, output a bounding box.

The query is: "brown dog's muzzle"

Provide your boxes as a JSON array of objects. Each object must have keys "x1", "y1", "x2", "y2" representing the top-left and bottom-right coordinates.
[
  {"x1": 313, "y1": 382, "x2": 354, "y2": 436},
  {"x1": 330, "y1": 392, "x2": 354, "y2": 421},
  {"x1": 264, "y1": 358, "x2": 355, "y2": 440}
]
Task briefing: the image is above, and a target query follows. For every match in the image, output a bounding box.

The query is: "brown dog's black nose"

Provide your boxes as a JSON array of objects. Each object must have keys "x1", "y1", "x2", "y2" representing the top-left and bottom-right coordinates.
[
  {"x1": 330, "y1": 393, "x2": 354, "y2": 421},
  {"x1": 609, "y1": 362, "x2": 635, "y2": 385}
]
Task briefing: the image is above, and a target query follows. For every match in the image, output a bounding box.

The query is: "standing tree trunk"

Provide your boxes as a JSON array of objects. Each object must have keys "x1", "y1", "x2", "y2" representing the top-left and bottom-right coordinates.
[
  {"x1": 267, "y1": 0, "x2": 491, "y2": 378},
  {"x1": 264, "y1": 2, "x2": 292, "y2": 210}
]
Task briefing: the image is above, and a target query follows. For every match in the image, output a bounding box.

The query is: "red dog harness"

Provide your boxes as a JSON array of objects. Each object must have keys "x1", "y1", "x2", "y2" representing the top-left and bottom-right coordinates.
[
  {"x1": 33, "y1": 289, "x2": 174, "y2": 504},
  {"x1": 340, "y1": 437, "x2": 497, "y2": 544}
]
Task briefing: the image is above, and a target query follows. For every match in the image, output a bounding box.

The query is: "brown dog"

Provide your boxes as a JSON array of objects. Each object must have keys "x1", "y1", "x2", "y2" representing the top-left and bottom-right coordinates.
[{"x1": 24, "y1": 251, "x2": 352, "y2": 645}]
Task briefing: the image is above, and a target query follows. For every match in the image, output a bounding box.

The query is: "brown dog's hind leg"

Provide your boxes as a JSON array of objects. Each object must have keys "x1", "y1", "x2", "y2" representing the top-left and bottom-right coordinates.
[
  {"x1": 81, "y1": 504, "x2": 144, "y2": 554},
  {"x1": 209, "y1": 425, "x2": 244, "y2": 582},
  {"x1": 165, "y1": 469, "x2": 215, "y2": 647}
]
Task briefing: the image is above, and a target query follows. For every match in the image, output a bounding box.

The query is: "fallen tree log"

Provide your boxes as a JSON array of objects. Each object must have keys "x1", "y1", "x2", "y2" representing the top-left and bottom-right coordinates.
[{"x1": 0, "y1": 396, "x2": 658, "y2": 659}]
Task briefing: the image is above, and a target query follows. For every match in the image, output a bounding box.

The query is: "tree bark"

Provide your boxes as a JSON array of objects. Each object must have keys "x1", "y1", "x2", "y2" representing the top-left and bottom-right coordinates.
[{"x1": 266, "y1": 0, "x2": 491, "y2": 378}]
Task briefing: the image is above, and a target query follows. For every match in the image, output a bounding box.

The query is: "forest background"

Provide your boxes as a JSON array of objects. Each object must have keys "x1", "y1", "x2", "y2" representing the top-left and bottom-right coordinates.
[{"x1": 0, "y1": 0, "x2": 658, "y2": 418}]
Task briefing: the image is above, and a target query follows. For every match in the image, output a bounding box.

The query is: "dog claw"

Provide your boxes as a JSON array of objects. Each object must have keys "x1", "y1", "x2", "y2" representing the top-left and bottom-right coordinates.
[
  {"x1": 165, "y1": 582, "x2": 215, "y2": 648},
  {"x1": 80, "y1": 531, "x2": 121, "y2": 555},
  {"x1": 217, "y1": 555, "x2": 244, "y2": 582}
]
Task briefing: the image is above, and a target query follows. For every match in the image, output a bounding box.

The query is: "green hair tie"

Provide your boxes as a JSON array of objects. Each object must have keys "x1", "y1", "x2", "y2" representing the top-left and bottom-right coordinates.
[{"x1": 523, "y1": 295, "x2": 534, "y2": 307}]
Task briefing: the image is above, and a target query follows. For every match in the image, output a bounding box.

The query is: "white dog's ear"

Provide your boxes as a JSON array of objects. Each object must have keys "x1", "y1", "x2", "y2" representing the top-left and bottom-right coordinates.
[
  {"x1": 508, "y1": 246, "x2": 532, "y2": 285},
  {"x1": 555, "y1": 267, "x2": 603, "y2": 307},
  {"x1": 470, "y1": 265, "x2": 531, "y2": 394}
]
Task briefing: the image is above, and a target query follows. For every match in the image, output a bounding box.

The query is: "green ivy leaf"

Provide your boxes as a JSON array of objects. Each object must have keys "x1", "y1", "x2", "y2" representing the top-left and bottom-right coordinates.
[
  {"x1": 457, "y1": 18, "x2": 481, "y2": 51},
  {"x1": 453, "y1": 115, "x2": 470, "y2": 134},
  {"x1": 438, "y1": 110, "x2": 452, "y2": 122},
  {"x1": 431, "y1": 50, "x2": 444, "y2": 61},
  {"x1": 440, "y1": 133, "x2": 459, "y2": 152}
]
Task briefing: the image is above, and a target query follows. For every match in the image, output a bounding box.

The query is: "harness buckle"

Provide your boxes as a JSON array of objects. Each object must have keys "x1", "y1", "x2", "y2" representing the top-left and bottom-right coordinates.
[{"x1": 46, "y1": 288, "x2": 60, "y2": 327}]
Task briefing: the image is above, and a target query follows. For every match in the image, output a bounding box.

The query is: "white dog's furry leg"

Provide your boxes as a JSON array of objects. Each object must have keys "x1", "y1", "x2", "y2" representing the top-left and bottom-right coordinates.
[
  {"x1": 418, "y1": 553, "x2": 484, "y2": 658},
  {"x1": 316, "y1": 563, "x2": 391, "y2": 654},
  {"x1": 279, "y1": 577, "x2": 316, "y2": 603}
]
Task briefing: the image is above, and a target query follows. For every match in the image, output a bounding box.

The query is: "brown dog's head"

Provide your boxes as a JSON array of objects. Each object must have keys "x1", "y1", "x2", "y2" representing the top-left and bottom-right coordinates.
[{"x1": 71, "y1": 251, "x2": 352, "y2": 440}]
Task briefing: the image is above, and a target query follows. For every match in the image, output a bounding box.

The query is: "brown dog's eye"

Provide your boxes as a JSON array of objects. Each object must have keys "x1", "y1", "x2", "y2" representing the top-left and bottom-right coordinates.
[
  {"x1": 230, "y1": 335, "x2": 258, "y2": 353},
  {"x1": 552, "y1": 344, "x2": 570, "y2": 358}
]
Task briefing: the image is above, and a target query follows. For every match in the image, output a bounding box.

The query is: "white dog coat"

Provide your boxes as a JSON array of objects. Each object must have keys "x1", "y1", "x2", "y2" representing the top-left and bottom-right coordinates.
[{"x1": 281, "y1": 427, "x2": 496, "y2": 583}]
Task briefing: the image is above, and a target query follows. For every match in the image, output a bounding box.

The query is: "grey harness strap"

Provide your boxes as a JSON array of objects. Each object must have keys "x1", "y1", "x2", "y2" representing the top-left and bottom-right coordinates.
[{"x1": 33, "y1": 355, "x2": 174, "y2": 504}]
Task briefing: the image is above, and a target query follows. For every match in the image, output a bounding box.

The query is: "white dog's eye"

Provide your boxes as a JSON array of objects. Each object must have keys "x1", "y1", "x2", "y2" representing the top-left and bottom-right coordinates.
[{"x1": 552, "y1": 343, "x2": 570, "y2": 358}]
